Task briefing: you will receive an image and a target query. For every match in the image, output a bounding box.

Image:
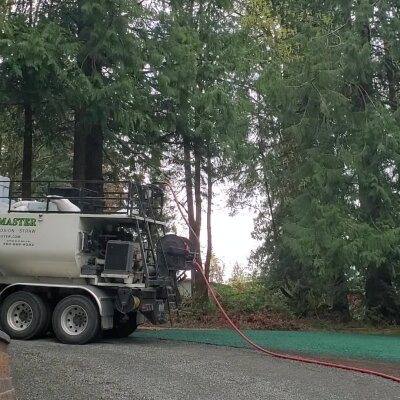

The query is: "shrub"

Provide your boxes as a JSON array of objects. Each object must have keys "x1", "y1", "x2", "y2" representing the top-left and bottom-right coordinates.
[{"x1": 211, "y1": 280, "x2": 291, "y2": 315}]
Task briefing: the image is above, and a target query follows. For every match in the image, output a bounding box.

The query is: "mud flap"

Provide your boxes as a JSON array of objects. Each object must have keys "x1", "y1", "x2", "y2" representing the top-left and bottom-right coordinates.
[{"x1": 140, "y1": 300, "x2": 165, "y2": 324}]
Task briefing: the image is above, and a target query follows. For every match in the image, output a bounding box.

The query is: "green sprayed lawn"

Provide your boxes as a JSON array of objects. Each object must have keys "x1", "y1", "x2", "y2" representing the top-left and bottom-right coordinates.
[{"x1": 135, "y1": 329, "x2": 400, "y2": 362}]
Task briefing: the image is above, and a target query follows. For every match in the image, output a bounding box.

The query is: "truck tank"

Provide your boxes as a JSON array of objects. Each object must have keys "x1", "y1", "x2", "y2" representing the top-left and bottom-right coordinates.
[{"x1": 0, "y1": 213, "x2": 81, "y2": 278}]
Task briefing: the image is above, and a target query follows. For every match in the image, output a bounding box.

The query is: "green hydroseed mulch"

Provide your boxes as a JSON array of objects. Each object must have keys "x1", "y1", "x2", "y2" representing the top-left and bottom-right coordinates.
[{"x1": 135, "y1": 329, "x2": 400, "y2": 362}]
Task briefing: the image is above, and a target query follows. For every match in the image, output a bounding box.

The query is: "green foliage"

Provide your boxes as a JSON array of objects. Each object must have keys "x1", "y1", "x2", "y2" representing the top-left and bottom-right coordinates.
[
  {"x1": 0, "y1": 108, "x2": 22, "y2": 178},
  {"x1": 2, "y1": 0, "x2": 400, "y2": 324},
  {"x1": 209, "y1": 254, "x2": 225, "y2": 283},
  {"x1": 241, "y1": 0, "x2": 400, "y2": 322},
  {"x1": 213, "y1": 281, "x2": 290, "y2": 315}
]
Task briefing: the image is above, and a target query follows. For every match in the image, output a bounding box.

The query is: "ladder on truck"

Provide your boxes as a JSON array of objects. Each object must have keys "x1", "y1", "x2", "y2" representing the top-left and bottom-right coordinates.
[{"x1": 131, "y1": 182, "x2": 181, "y2": 325}]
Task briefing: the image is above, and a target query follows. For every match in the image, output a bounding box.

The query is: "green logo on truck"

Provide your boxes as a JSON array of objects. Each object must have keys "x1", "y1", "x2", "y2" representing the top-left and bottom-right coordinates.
[{"x1": 0, "y1": 218, "x2": 37, "y2": 227}]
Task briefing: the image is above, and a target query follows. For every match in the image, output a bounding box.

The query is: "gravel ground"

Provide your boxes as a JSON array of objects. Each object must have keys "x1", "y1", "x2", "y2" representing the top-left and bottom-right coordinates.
[{"x1": 9, "y1": 336, "x2": 400, "y2": 400}]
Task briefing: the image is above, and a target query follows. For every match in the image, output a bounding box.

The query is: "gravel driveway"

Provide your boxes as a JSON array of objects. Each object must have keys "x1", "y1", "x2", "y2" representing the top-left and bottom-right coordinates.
[{"x1": 9, "y1": 336, "x2": 400, "y2": 400}]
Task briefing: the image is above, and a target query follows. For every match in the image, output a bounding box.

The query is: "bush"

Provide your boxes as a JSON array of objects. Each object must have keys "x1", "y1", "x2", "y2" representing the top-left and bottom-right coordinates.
[{"x1": 211, "y1": 280, "x2": 291, "y2": 315}]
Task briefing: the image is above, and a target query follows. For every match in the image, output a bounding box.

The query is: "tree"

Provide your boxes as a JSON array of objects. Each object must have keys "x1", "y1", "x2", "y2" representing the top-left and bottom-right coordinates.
[
  {"x1": 229, "y1": 262, "x2": 248, "y2": 284},
  {"x1": 209, "y1": 254, "x2": 225, "y2": 283},
  {"x1": 241, "y1": 0, "x2": 400, "y2": 322},
  {"x1": 0, "y1": 108, "x2": 23, "y2": 178},
  {"x1": 345, "y1": 1, "x2": 400, "y2": 322},
  {"x1": 152, "y1": 0, "x2": 250, "y2": 302},
  {"x1": 42, "y1": 0, "x2": 154, "y2": 191},
  {"x1": 0, "y1": 2, "x2": 74, "y2": 196}
]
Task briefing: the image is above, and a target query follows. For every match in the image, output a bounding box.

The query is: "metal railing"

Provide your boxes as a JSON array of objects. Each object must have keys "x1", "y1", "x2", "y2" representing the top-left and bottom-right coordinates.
[{"x1": 0, "y1": 180, "x2": 164, "y2": 219}]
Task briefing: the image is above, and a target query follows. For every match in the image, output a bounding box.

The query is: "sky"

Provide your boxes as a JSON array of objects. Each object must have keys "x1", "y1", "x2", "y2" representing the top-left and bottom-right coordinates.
[
  {"x1": 208, "y1": 204, "x2": 259, "y2": 279},
  {"x1": 175, "y1": 184, "x2": 260, "y2": 280}
]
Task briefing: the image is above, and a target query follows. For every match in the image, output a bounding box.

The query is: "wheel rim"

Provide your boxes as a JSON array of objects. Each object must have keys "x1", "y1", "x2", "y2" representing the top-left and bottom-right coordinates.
[
  {"x1": 60, "y1": 305, "x2": 88, "y2": 336},
  {"x1": 7, "y1": 301, "x2": 33, "y2": 331}
]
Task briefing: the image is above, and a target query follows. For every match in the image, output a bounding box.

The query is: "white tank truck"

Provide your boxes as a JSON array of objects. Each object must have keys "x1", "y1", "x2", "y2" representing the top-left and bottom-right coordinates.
[{"x1": 0, "y1": 177, "x2": 194, "y2": 344}]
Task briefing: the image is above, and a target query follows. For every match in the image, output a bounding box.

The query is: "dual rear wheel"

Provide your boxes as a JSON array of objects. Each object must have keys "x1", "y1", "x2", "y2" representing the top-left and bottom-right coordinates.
[
  {"x1": 0, "y1": 291, "x2": 139, "y2": 344},
  {"x1": 1, "y1": 292, "x2": 99, "y2": 344}
]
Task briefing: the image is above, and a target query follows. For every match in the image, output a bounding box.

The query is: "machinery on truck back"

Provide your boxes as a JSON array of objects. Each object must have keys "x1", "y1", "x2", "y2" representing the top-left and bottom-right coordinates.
[{"x1": 0, "y1": 177, "x2": 194, "y2": 344}]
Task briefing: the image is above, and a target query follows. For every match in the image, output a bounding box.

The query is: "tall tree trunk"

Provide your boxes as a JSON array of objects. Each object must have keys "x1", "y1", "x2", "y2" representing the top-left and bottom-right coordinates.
[
  {"x1": 331, "y1": 270, "x2": 350, "y2": 322},
  {"x1": 194, "y1": 147, "x2": 202, "y2": 246},
  {"x1": 173, "y1": 0, "x2": 207, "y2": 302},
  {"x1": 386, "y1": 55, "x2": 397, "y2": 111},
  {"x1": 85, "y1": 123, "x2": 103, "y2": 195},
  {"x1": 22, "y1": 102, "x2": 33, "y2": 199},
  {"x1": 73, "y1": 109, "x2": 86, "y2": 186},
  {"x1": 183, "y1": 138, "x2": 195, "y2": 231},
  {"x1": 192, "y1": 146, "x2": 207, "y2": 301},
  {"x1": 183, "y1": 140, "x2": 207, "y2": 302},
  {"x1": 204, "y1": 154, "x2": 213, "y2": 282},
  {"x1": 256, "y1": 98, "x2": 278, "y2": 241}
]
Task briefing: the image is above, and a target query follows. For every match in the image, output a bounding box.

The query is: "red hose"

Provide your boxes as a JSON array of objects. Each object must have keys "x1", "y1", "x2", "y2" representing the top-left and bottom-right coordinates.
[{"x1": 165, "y1": 182, "x2": 400, "y2": 383}]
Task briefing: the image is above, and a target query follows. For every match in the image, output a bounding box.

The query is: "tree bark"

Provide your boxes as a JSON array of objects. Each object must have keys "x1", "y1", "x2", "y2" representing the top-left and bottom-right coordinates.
[
  {"x1": 172, "y1": 0, "x2": 207, "y2": 303},
  {"x1": 331, "y1": 270, "x2": 351, "y2": 322},
  {"x1": 74, "y1": 5, "x2": 104, "y2": 193},
  {"x1": 85, "y1": 122, "x2": 103, "y2": 195},
  {"x1": 183, "y1": 138, "x2": 195, "y2": 231},
  {"x1": 184, "y1": 140, "x2": 207, "y2": 302},
  {"x1": 22, "y1": 102, "x2": 33, "y2": 199},
  {"x1": 194, "y1": 147, "x2": 202, "y2": 246},
  {"x1": 386, "y1": 55, "x2": 397, "y2": 111},
  {"x1": 204, "y1": 154, "x2": 213, "y2": 282},
  {"x1": 192, "y1": 146, "x2": 208, "y2": 301},
  {"x1": 73, "y1": 109, "x2": 86, "y2": 186}
]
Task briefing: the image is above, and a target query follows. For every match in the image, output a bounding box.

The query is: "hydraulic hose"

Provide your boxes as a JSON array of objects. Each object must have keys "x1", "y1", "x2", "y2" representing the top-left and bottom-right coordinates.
[{"x1": 164, "y1": 181, "x2": 400, "y2": 383}]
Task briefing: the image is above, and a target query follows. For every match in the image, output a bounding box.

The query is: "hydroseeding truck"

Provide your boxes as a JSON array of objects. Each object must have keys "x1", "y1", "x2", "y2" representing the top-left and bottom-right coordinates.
[{"x1": 0, "y1": 177, "x2": 194, "y2": 344}]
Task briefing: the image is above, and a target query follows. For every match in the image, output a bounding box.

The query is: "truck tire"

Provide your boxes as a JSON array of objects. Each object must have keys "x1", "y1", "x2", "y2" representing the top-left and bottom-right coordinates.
[
  {"x1": 105, "y1": 312, "x2": 138, "y2": 339},
  {"x1": 52, "y1": 295, "x2": 99, "y2": 345},
  {"x1": 0, "y1": 291, "x2": 49, "y2": 340}
]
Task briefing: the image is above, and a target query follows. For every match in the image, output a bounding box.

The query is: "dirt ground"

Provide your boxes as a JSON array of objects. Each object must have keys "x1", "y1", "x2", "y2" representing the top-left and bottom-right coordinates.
[
  {"x1": 166, "y1": 310, "x2": 400, "y2": 336},
  {"x1": 164, "y1": 311, "x2": 310, "y2": 330}
]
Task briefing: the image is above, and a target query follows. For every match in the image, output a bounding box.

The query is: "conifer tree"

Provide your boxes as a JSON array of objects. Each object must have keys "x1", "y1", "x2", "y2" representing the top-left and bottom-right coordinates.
[
  {"x1": 243, "y1": 0, "x2": 400, "y2": 321},
  {"x1": 153, "y1": 0, "x2": 250, "y2": 301},
  {"x1": 0, "y1": 1, "x2": 74, "y2": 196}
]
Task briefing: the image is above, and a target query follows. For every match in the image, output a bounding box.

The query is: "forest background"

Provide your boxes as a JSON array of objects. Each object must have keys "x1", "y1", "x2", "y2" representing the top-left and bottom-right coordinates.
[{"x1": 1, "y1": 0, "x2": 400, "y2": 326}]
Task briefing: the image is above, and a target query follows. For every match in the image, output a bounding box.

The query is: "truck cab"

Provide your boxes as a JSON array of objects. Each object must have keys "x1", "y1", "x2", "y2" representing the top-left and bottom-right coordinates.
[{"x1": 0, "y1": 178, "x2": 194, "y2": 344}]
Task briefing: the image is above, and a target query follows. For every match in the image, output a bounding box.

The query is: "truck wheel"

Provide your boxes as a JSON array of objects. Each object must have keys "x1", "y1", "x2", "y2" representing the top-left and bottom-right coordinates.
[
  {"x1": 52, "y1": 295, "x2": 99, "y2": 345},
  {"x1": 105, "y1": 312, "x2": 138, "y2": 339},
  {"x1": 0, "y1": 291, "x2": 49, "y2": 340}
]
